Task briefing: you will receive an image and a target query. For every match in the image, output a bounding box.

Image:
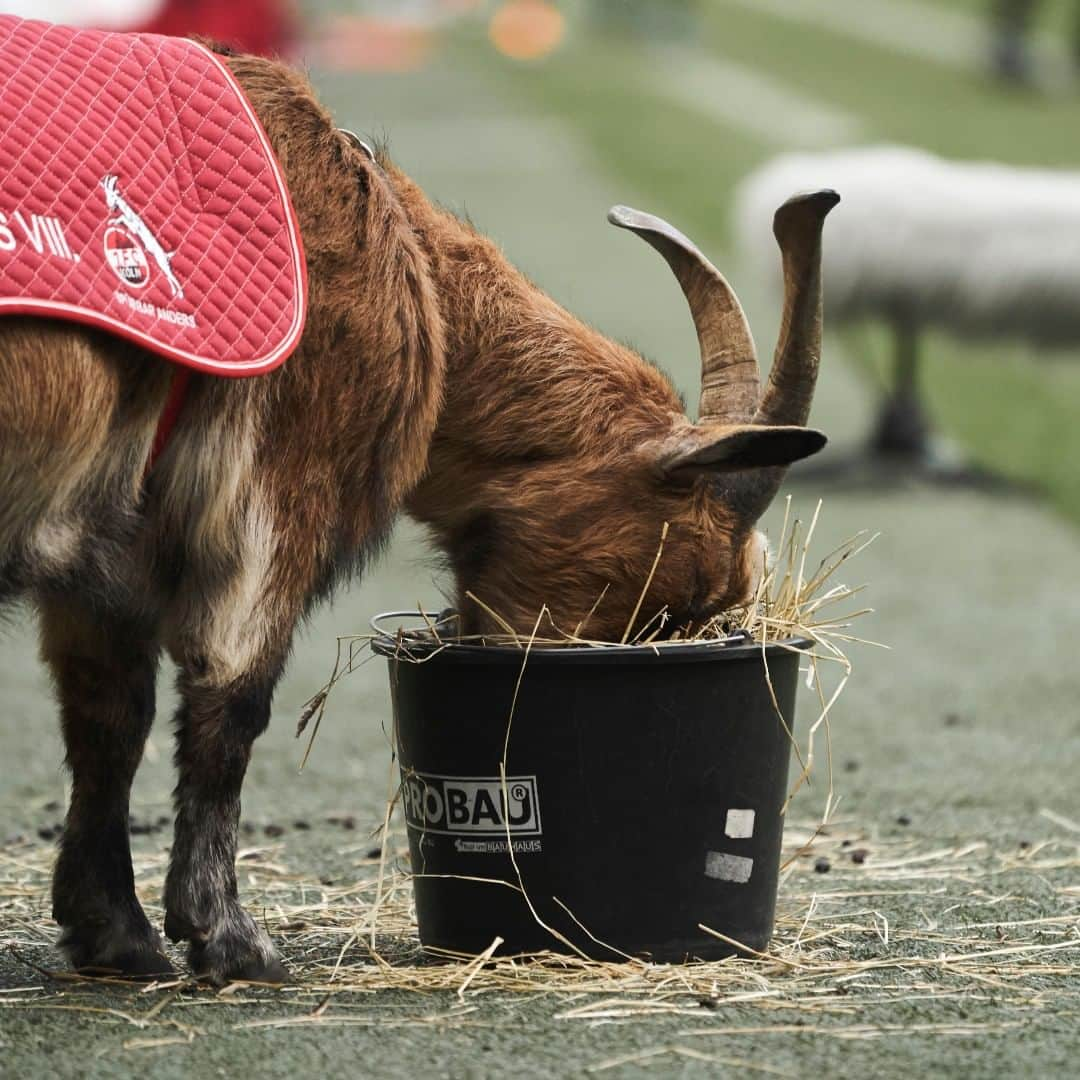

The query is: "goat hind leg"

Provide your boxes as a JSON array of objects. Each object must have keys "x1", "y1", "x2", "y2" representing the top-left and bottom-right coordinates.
[
  {"x1": 163, "y1": 672, "x2": 287, "y2": 985},
  {"x1": 40, "y1": 604, "x2": 172, "y2": 977}
]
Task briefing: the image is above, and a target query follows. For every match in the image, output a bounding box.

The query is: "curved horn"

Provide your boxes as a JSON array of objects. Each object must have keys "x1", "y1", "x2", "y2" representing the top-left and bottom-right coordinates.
[
  {"x1": 726, "y1": 189, "x2": 839, "y2": 524},
  {"x1": 754, "y1": 189, "x2": 840, "y2": 426},
  {"x1": 608, "y1": 205, "x2": 759, "y2": 423}
]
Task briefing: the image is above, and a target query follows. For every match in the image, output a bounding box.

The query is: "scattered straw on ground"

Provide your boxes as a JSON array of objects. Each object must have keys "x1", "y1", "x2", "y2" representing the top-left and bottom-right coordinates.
[
  {"x1": 2, "y1": 818, "x2": 1077, "y2": 1060},
  {"x1": 2, "y1": 502, "x2": 1076, "y2": 1063}
]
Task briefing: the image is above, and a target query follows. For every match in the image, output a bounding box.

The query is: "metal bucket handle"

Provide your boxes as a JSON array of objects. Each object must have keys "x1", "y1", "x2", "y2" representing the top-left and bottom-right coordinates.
[
  {"x1": 371, "y1": 610, "x2": 758, "y2": 654},
  {"x1": 370, "y1": 609, "x2": 460, "y2": 643}
]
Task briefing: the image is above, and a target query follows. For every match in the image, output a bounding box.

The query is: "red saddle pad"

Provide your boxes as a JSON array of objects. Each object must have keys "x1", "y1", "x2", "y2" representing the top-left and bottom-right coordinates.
[{"x1": 0, "y1": 16, "x2": 306, "y2": 375}]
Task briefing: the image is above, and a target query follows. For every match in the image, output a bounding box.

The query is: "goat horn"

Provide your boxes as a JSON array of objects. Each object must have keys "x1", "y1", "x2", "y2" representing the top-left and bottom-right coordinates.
[
  {"x1": 608, "y1": 205, "x2": 759, "y2": 423},
  {"x1": 724, "y1": 190, "x2": 839, "y2": 525},
  {"x1": 754, "y1": 189, "x2": 840, "y2": 427}
]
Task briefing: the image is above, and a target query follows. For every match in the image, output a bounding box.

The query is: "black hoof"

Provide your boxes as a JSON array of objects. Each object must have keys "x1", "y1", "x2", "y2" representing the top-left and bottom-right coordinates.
[
  {"x1": 59, "y1": 920, "x2": 175, "y2": 980},
  {"x1": 187, "y1": 934, "x2": 289, "y2": 987},
  {"x1": 72, "y1": 951, "x2": 176, "y2": 981},
  {"x1": 190, "y1": 949, "x2": 290, "y2": 987},
  {"x1": 168, "y1": 899, "x2": 288, "y2": 986},
  {"x1": 229, "y1": 954, "x2": 291, "y2": 986}
]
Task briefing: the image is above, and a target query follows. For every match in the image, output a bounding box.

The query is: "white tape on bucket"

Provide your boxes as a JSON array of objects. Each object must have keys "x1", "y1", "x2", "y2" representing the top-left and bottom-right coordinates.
[
  {"x1": 724, "y1": 808, "x2": 756, "y2": 838},
  {"x1": 705, "y1": 851, "x2": 754, "y2": 883}
]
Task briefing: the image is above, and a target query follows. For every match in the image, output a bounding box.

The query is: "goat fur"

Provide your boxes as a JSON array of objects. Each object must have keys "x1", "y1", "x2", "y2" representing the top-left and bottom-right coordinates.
[{"x1": 0, "y1": 48, "x2": 827, "y2": 984}]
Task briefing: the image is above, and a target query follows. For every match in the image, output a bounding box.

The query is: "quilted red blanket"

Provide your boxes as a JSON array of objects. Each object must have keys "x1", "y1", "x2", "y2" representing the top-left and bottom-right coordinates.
[{"x1": 0, "y1": 16, "x2": 306, "y2": 375}]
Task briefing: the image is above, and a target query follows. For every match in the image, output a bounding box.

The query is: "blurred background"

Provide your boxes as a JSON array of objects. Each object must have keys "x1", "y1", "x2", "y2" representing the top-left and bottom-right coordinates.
[
  {"x1": 0, "y1": 7, "x2": 1078, "y2": 1072},
  {"x1": 2, "y1": 1, "x2": 1078, "y2": 869},
  {"x1": 23, "y1": 0, "x2": 1080, "y2": 511}
]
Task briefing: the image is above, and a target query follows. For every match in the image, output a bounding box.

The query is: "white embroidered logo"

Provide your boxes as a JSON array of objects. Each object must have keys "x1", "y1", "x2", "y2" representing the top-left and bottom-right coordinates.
[{"x1": 100, "y1": 175, "x2": 182, "y2": 298}]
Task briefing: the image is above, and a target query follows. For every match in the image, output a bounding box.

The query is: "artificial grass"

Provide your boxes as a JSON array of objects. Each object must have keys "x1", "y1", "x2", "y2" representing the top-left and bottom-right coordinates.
[{"x1": 465, "y1": 0, "x2": 1080, "y2": 524}]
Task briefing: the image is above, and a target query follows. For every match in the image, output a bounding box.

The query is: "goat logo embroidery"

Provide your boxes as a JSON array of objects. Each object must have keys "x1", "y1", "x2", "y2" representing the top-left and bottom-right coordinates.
[{"x1": 100, "y1": 175, "x2": 183, "y2": 298}]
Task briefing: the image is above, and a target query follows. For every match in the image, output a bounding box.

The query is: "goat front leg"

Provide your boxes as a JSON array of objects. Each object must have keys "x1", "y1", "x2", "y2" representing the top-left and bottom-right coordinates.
[
  {"x1": 163, "y1": 666, "x2": 288, "y2": 985},
  {"x1": 40, "y1": 602, "x2": 173, "y2": 978}
]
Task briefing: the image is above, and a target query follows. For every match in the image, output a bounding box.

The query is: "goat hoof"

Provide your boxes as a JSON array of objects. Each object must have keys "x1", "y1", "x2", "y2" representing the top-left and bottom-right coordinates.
[
  {"x1": 58, "y1": 918, "x2": 175, "y2": 980},
  {"x1": 189, "y1": 944, "x2": 290, "y2": 987},
  {"x1": 77, "y1": 947, "x2": 176, "y2": 981},
  {"x1": 229, "y1": 954, "x2": 291, "y2": 986},
  {"x1": 185, "y1": 916, "x2": 288, "y2": 987}
]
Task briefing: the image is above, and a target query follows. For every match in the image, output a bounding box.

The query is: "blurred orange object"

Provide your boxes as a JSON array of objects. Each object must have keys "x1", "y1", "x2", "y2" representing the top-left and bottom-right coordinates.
[
  {"x1": 489, "y1": 0, "x2": 565, "y2": 62},
  {"x1": 311, "y1": 15, "x2": 436, "y2": 74},
  {"x1": 140, "y1": 0, "x2": 299, "y2": 58}
]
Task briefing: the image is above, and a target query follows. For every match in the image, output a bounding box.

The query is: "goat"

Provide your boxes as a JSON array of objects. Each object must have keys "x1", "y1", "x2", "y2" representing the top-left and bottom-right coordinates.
[
  {"x1": 0, "y1": 47, "x2": 836, "y2": 984},
  {"x1": 735, "y1": 145, "x2": 1080, "y2": 461}
]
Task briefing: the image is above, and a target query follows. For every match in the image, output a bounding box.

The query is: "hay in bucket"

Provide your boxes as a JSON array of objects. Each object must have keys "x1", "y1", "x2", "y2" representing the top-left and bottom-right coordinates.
[{"x1": 298, "y1": 496, "x2": 881, "y2": 824}]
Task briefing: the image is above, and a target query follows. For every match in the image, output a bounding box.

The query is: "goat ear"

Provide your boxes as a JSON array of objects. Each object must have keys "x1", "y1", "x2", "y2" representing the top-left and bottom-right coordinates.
[{"x1": 657, "y1": 424, "x2": 827, "y2": 475}]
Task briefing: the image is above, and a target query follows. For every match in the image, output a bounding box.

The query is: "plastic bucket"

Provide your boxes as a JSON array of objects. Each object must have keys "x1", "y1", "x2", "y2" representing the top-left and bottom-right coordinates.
[{"x1": 373, "y1": 616, "x2": 807, "y2": 962}]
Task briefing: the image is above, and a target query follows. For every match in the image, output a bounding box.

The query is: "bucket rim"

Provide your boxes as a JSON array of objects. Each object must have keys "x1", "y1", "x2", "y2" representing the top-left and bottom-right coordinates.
[{"x1": 369, "y1": 610, "x2": 813, "y2": 666}]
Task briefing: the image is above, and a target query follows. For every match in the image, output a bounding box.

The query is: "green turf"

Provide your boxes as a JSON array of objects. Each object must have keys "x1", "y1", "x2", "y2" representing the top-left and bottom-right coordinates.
[
  {"x1": 699, "y1": 1, "x2": 1080, "y2": 164},
  {"x1": 942, "y1": 0, "x2": 1077, "y2": 39},
  {"x1": 846, "y1": 323, "x2": 1080, "y2": 509},
  {"x1": 469, "y1": 0, "x2": 1080, "y2": 524}
]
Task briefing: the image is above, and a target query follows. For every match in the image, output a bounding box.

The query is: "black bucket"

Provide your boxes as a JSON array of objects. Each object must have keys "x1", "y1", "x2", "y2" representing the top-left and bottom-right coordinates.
[{"x1": 373, "y1": 615, "x2": 807, "y2": 962}]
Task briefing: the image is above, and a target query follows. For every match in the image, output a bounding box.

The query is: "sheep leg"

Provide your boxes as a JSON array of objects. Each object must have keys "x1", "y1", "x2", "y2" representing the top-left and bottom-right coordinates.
[
  {"x1": 40, "y1": 603, "x2": 172, "y2": 978},
  {"x1": 870, "y1": 319, "x2": 932, "y2": 458},
  {"x1": 163, "y1": 671, "x2": 288, "y2": 986},
  {"x1": 991, "y1": 0, "x2": 1037, "y2": 84}
]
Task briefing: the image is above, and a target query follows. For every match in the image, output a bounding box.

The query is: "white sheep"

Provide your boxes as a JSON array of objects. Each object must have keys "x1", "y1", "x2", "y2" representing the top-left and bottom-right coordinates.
[
  {"x1": 736, "y1": 145, "x2": 1080, "y2": 343},
  {"x1": 734, "y1": 146, "x2": 1080, "y2": 462}
]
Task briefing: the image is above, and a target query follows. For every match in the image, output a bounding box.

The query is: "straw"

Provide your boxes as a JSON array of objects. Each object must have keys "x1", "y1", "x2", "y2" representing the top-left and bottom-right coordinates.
[
  {"x1": 21, "y1": 502, "x2": 1061, "y2": 1058},
  {"x1": 1, "y1": 823, "x2": 1075, "y2": 1047},
  {"x1": 309, "y1": 498, "x2": 882, "y2": 826}
]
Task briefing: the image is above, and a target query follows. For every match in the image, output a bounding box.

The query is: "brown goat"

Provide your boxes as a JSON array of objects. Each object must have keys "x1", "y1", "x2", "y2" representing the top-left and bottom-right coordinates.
[{"x1": 0, "y1": 49, "x2": 835, "y2": 984}]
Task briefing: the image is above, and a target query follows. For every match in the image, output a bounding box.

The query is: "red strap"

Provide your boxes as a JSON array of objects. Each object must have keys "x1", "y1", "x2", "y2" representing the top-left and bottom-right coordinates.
[{"x1": 146, "y1": 366, "x2": 192, "y2": 476}]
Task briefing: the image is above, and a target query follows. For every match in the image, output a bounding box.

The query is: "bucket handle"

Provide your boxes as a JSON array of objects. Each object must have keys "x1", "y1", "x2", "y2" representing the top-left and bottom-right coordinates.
[
  {"x1": 370, "y1": 610, "x2": 757, "y2": 651},
  {"x1": 370, "y1": 609, "x2": 460, "y2": 642}
]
